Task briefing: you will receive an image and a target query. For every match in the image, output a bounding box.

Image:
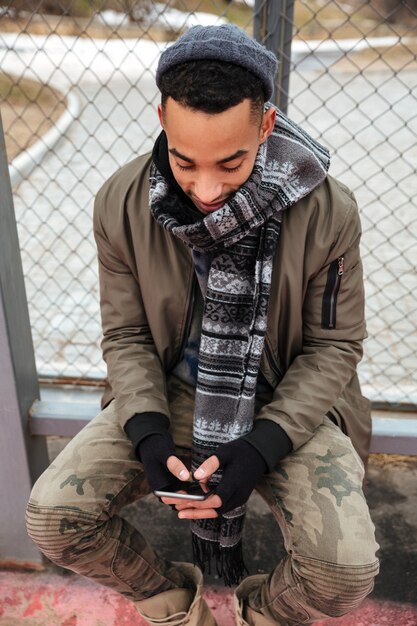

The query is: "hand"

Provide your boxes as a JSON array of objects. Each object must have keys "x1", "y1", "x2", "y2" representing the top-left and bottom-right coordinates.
[
  {"x1": 162, "y1": 438, "x2": 267, "y2": 519},
  {"x1": 160, "y1": 455, "x2": 222, "y2": 519},
  {"x1": 138, "y1": 432, "x2": 191, "y2": 492},
  {"x1": 197, "y1": 438, "x2": 267, "y2": 515}
]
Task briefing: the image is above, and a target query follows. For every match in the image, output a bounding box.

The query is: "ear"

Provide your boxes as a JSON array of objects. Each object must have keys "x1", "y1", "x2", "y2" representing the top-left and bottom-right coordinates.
[
  {"x1": 157, "y1": 103, "x2": 164, "y2": 129},
  {"x1": 259, "y1": 107, "x2": 276, "y2": 143}
]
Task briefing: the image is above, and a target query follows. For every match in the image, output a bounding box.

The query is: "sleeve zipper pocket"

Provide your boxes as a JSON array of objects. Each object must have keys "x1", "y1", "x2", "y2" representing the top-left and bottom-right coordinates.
[{"x1": 321, "y1": 256, "x2": 344, "y2": 329}]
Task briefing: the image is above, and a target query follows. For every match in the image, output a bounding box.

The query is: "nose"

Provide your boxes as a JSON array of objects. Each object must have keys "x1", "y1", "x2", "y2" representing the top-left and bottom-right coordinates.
[{"x1": 193, "y1": 174, "x2": 223, "y2": 204}]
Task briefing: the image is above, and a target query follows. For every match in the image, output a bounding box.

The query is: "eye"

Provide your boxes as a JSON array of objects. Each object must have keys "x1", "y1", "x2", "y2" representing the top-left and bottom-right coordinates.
[
  {"x1": 222, "y1": 164, "x2": 242, "y2": 173},
  {"x1": 176, "y1": 163, "x2": 194, "y2": 172}
]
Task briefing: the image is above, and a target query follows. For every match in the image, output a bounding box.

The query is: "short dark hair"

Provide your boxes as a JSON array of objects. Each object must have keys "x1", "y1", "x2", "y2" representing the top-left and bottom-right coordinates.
[{"x1": 159, "y1": 60, "x2": 265, "y2": 123}]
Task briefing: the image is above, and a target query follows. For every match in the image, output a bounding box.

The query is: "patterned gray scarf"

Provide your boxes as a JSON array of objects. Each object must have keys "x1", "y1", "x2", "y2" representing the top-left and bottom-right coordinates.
[{"x1": 149, "y1": 106, "x2": 330, "y2": 585}]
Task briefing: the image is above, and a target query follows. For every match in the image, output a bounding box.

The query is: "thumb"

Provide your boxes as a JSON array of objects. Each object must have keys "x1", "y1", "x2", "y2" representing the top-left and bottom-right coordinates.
[
  {"x1": 166, "y1": 455, "x2": 191, "y2": 482},
  {"x1": 194, "y1": 455, "x2": 220, "y2": 481}
]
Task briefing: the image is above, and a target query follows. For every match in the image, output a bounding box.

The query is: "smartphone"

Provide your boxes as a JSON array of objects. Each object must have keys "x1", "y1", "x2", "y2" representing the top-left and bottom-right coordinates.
[{"x1": 154, "y1": 481, "x2": 215, "y2": 501}]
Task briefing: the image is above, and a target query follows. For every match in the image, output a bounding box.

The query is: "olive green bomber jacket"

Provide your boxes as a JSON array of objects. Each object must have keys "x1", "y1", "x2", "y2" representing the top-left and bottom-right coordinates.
[{"x1": 93, "y1": 152, "x2": 372, "y2": 465}]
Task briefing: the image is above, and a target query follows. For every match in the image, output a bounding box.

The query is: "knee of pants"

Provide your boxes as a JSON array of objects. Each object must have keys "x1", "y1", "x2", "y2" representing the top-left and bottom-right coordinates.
[
  {"x1": 296, "y1": 557, "x2": 380, "y2": 618},
  {"x1": 26, "y1": 500, "x2": 104, "y2": 568}
]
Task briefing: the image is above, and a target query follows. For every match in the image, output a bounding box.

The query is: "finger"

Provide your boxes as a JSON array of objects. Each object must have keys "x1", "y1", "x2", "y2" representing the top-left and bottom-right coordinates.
[
  {"x1": 174, "y1": 494, "x2": 222, "y2": 510},
  {"x1": 166, "y1": 456, "x2": 191, "y2": 481},
  {"x1": 162, "y1": 499, "x2": 206, "y2": 510},
  {"x1": 160, "y1": 492, "x2": 222, "y2": 507},
  {"x1": 178, "y1": 508, "x2": 219, "y2": 520},
  {"x1": 161, "y1": 498, "x2": 199, "y2": 506},
  {"x1": 193, "y1": 455, "x2": 220, "y2": 481},
  {"x1": 203, "y1": 493, "x2": 222, "y2": 508},
  {"x1": 174, "y1": 501, "x2": 195, "y2": 510}
]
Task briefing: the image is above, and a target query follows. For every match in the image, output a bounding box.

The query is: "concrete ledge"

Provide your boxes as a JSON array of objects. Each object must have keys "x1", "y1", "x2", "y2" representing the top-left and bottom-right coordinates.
[
  {"x1": 370, "y1": 414, "x2": 417, "y2": 455},
  {"x1": 30, "y1": 398, "x2": 96, "y2": 437},
  {"x1": 29, "y1": 396, "x2": 417, "y2": 455}
]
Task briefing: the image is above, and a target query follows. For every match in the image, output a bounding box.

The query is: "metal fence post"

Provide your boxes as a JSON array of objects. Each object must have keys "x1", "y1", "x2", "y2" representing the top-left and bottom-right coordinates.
[
  {"x1": 253, "y1": 0, "x2": 295, "y2": 113},
  {"x1": 0, "y1": 112, "x2": 49, "y2": 564}
]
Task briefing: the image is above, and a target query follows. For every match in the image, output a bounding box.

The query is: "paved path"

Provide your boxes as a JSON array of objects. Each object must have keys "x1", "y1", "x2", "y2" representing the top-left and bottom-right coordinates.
[{"x1": 0, "y1": 32, "x2": 416, "y2": 404}]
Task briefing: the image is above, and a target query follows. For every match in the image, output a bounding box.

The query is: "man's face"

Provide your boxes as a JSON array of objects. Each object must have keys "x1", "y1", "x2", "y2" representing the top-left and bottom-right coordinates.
[{"x1": 158, "y1": 97, "x2": 276, "y2": 215}]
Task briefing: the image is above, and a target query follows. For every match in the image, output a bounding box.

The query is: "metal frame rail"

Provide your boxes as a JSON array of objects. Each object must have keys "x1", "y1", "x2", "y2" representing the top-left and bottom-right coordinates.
[
  {"x1": 0, "y1": 113, "x2": 49, "y2": 564},
  {"x1": 29, "y1": 398, "x2": 417, "y2": 456}
]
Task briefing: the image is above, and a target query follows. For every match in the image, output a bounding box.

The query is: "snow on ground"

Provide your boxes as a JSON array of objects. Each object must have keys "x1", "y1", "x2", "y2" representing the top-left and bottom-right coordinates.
[
  {"x1": 0, "y1": 31, "x2": 163, "y2": 89},
  {"x1": 98, "y1": 4, "x2": 226, "y2": 30}
]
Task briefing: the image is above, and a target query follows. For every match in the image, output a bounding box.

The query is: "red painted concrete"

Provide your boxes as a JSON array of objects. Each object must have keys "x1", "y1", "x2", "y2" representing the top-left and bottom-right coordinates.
[
  {"x1": 1, "y1": 570, "x2": 417, "y2": 625},
  {"x1": 0, "y1": 571, "x2": 235, "y2": 626}
]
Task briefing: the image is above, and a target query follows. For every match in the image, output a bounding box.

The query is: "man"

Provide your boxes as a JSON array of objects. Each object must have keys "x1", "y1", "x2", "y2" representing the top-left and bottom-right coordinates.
[{"x1": 27, "y1": 24, "x2": 379, "y2": 626}]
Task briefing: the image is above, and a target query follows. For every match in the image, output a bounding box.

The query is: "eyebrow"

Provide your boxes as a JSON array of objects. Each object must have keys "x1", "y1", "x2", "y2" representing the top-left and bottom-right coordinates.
[{"x1": 168, "y1": 148, "x2": 248, "y2": 165}]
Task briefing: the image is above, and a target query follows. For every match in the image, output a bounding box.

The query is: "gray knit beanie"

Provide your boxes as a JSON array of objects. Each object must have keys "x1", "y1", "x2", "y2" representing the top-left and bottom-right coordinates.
[{"x1": 156, "y1": 24, "x2": 278, "y2": 101}]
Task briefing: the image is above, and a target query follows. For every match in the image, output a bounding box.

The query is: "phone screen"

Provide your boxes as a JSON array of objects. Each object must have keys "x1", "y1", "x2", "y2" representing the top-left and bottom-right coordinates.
[{"x1": 154, "y1": 481, "x2": 214, "y2": 501}]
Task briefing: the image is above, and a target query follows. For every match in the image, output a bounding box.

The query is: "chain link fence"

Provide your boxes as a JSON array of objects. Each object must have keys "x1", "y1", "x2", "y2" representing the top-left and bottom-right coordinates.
[{"x1": 1, "y1": 0, "x2": 416, "y2": 406}]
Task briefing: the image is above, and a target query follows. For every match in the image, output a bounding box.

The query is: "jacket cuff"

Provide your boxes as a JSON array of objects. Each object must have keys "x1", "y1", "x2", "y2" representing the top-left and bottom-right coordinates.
[
  {"x1": 241, "y1": 419, "x2": 293, "y2": 472},
  {"x1": 124, "y1": 412, "x2": 170, "y2": 459}
]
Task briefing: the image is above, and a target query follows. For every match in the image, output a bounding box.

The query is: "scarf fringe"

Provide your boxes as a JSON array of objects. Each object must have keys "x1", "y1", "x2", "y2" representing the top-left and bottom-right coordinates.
[{"x1": 192, "y1": 533, "x2": 248, "y2": 587}]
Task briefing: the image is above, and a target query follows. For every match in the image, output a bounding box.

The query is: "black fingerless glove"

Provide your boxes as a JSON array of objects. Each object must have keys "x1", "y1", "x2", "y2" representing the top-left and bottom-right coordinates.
[
  {"x1": 138, "y1": 432, "x2": 180, "y2": 492},
  {"x1": 124, "y1": 412, "x2": 177, "y2": 492},
  {"x1": 213, "y1": 420, "x2": 293, "y2": 515},
  {"x1": 214, "y1": 438, "x2": 267, "y2": 515},
  {"x1": 241, "y1": 419, "x2": 292, "y2": 472}
]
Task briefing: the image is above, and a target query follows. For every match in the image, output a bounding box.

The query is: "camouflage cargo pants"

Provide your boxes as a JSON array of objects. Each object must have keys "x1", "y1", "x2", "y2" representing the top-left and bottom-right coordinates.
[{"x1": 26, "y1": 375, "x2": 379, "y2": 624}]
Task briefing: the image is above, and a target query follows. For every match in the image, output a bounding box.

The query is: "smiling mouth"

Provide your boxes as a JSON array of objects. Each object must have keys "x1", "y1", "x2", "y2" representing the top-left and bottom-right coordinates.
[{"x1": 194, "y1": 198, "x2": 227, "y2": 212}]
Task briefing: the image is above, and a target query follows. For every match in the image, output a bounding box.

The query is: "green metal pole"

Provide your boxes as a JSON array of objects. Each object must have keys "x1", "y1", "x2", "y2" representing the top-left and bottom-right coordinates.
[{"x1": 253, "y1": 0, "x2": 295, "y2": 113}]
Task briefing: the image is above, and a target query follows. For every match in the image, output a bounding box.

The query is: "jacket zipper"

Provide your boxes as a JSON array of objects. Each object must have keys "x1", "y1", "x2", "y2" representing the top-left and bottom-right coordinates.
[{"x1": 322, "y1": 256, "x2": 344, "y2": 329}]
